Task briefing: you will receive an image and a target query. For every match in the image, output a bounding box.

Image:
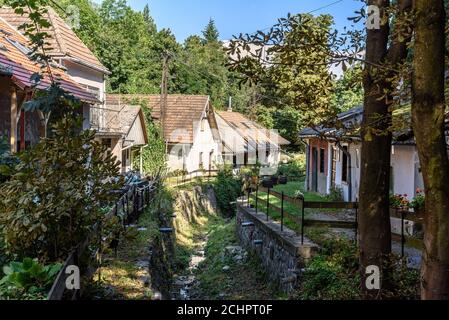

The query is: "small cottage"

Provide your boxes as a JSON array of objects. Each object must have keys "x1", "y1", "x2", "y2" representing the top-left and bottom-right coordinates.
[{"x1": 299, "y1": 106, "x2": 424, "y2": 202}]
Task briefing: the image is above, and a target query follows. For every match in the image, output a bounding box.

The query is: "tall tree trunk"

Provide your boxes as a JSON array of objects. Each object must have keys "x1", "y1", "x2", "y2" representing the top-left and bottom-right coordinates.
[
  {"x1": 359, "y1": 0, "x2": 412, "y2": 297},
  {"x1": 412, "y1": 0, "x2": 449, "y2": 300},
  {"x1": 359, "y1": 0, "x2": 392, "y2": 298}
]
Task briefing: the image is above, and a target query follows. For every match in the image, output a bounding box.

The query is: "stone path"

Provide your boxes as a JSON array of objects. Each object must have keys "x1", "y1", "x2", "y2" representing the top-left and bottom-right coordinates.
[{"x1": 329, "y1": 227, "x2": 422, "y2": 269}]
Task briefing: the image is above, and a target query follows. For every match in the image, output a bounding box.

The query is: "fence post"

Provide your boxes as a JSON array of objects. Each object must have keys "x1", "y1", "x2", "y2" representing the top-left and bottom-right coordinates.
[
  {"x1": 266, "y1": 187, "x2": 270, "y2": 222},
  {"x1": 355, "y1": 199, "x2": 358, "y2": 244},
  {"x1": 247, "y1": 188, "x2": 251, "y2": 208},
  {"x1": 281, "y1": 192, "x2": 284, "y2": 232},
  {"x1": 301, "y1": 196, "x2": 305, "y2": 245},
  {"x1": 255, "y1": 184, "x2": 259, "y2": 214},
  {"x1": 401, "y1": 210, "x2": 405, "y2": 260},
  {"x1": 98, "y1": 221, "x2": 102, "y2": 282}
]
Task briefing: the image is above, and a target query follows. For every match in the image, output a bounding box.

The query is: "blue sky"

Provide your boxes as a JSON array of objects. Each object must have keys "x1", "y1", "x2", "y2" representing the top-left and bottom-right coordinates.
[{"x1": 95, "y1": 0, "x2": 363, "y2": 42}]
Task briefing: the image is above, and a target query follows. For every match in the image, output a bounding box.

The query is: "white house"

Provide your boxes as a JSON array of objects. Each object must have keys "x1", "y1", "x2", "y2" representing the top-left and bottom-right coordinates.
[
  {"x1": 106, "y1": 95, "x2": 291, "y2": 174},
  {"x1": 107, "y1": 94, "x2": 222, "y2": 174},
  {"x1": 0, "y1": 7, "x2": 148, "y2": 173},
  {"x1": 299, "y1": 107, "x2": 424, "y2": 202}
]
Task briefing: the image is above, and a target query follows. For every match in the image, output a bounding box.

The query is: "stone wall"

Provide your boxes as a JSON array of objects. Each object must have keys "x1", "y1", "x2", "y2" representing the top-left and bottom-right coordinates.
[{"x1": 236, "y1": 200, "x2": 319, "y2": 293}]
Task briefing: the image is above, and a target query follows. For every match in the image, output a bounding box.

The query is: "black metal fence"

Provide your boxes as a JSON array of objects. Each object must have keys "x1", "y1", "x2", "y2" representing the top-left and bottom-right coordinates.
[
  {"x1": 246, "y1": 184, "x2": 413, "y2": 259},
  {"x1": 247, "y1": 184, "x2": 358, "y2": 244},
  {"x1": 47, "y1": 182, "x2": 157, "y2": 300}
]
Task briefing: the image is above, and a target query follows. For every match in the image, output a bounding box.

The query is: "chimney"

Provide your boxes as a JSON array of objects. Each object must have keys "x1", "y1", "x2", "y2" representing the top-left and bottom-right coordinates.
[{"x1": 227, "y1": 96, "x2": 232, "y2": 112}]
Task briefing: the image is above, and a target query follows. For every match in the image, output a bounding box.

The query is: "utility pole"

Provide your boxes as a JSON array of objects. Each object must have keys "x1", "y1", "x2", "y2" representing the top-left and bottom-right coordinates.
[{"x1": 160, "y1": 53, "x2": 170, "y2": 140}]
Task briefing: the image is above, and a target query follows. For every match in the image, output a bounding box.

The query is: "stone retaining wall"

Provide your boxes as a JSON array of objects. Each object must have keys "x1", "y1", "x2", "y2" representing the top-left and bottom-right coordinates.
[{"x1": 236, "y1": 200, "x2": 319, "y2": 293}]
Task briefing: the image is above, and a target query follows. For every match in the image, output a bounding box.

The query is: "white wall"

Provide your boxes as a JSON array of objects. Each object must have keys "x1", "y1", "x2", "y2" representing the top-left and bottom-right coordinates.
[
  {"x1": 187, "y1": 116, "x2": 220, "y2": 173},
  {"x1": 63, "y1": 60, "x2": 106, "y2": 102},
  {"x1": 167, "y1": 113, "x2": 220, "y2": 173},
  {"x1": 391, "y1": 145, "x2": 421, "y2": 200},
  {"x1": 167, "y1": 144, "x2": 190, "y2": 172},
  {"x1": 331, "y1": 142, "x2": 361, "y2": 202}
]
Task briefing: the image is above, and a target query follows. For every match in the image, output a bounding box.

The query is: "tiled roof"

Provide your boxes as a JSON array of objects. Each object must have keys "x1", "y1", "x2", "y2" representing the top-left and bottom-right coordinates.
[
  {"x1": 0, "y1": 17, "x2": 99, "y2": 103},
  {"x1": 216, "y1": 111, "x2": 290, "y2": 148},
  {"x1": 0, "y1": 7, "x2": 109, "y2": 74},
  {"x1": 106, "y1": 94, "x2": 210, "y2": 144}
]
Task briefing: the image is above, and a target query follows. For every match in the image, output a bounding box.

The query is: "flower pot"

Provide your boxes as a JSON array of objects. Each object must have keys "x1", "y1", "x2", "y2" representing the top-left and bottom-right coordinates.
[
  {"x1": 251, "y1": 176, "x2": 259, "y2": 185},
  {"x1": 270, "y1": 176, "x2": 278, "y2": 185},
  {"x1": 278, "y1": 176, "x2": 288, "y2": 185},
  {"x1": 262, "y1": 179, "x2": 274, "y2": 189}
]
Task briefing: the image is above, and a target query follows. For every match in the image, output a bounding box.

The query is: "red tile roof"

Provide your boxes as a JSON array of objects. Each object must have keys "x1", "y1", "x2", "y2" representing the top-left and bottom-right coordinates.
[
  {"x1": 0, "y1": 17, "x2": 99, "y2": 103},
  {"x1": 0, "y1": 7, "x2": 109, "y2": 74},
  {"x1": 106, "y1": 94, "x2": 210, "y2": 144}
]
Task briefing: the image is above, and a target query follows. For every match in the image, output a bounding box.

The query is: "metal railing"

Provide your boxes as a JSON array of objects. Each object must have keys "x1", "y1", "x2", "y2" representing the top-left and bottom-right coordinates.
[
  {"x1": 47, "y1": 182, "x2": 157, "y2": 300},
  {"x1": 245, "y1": 184, "x2": 415, "y2": 258},
  {"x1": 246, "y1": 184, "x2": 358, "y2": 245}
]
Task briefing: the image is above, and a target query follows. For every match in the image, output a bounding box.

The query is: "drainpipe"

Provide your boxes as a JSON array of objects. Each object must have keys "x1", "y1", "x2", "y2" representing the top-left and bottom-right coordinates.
[
  {"x1": 300, "y1": 139, "x2": 310, "y2": 191},
  {"x1": 336, "y1": 141, "x2": 352, "y2": 201}
]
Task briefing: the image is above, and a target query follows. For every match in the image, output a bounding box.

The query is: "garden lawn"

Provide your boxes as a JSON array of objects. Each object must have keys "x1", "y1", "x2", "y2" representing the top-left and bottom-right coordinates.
[{"x1": 248, "y1": 181, "x2": 337, "y2": 231}]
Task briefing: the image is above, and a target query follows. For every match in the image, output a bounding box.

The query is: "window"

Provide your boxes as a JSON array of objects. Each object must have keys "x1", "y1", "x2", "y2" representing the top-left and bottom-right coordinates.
[
  {"x1": 319, "y1": 148, "x2": 325, "y2": 173},
  {"x1": 201, "y1": 118, "x2": 206, "y2": 132},
  {"x1": 102, "y1": 138, "x2": 112, "y2": 152},
  {"x1": 265, "y1": 142, "x2": 270, "y2": 159},
  {"x1": 342, "y1": 146, "x2": 348, "y2": 183},
  {"x1": 178, "y1": 148, "x2": 183, "y2": 160},
  {"x1": 79, "y1": 84, "x2": 101, "y2": 99},
  {"x1": 6, "y1": 38, "x2": 32, "y2": 56}
]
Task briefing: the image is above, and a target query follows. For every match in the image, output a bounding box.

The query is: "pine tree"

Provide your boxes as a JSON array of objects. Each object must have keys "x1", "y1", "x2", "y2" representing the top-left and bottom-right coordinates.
[
  {"x1": 142, "y1": 4, "x2": 156, "y2": 34},
  {"x1": 202, "y1": 18, "x2": 219, "y2": 43}
]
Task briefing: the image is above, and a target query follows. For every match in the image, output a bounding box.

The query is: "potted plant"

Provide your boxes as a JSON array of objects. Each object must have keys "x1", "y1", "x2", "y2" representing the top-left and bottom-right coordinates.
[
  {"x1": 278, "y1": 175, "x2": 288, "y2": 185},
  {"x1": 409, "y1": 189, "x2": 425, "y2": 223},
  {"x1": 389, "y1": 193, "x2": 410, "y2": 218},
  {"x1": 262, "y1": 177, "x2": 274, "y2": 188},
  {"x1": 250, "y1": 165, "x2": 260, "y2": 186}
]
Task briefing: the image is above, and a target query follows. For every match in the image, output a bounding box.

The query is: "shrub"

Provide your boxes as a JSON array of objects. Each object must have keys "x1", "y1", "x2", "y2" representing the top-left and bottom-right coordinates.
[
  {"x1": 277, "y1": 155, "x2": 305, "y2": 178},
  {"x1": 0, "y1": 258, "x2": 62, "y2": 300},
  {"x1": 326, "y1": 187, "x2": 344, "y2": 201},
  {"x1": 130, "y1": 99, "x2": 167, "y2": 177},
  {"x1": 213, "y1": 166, "x2": 243, "y2": 216},
  {"x1": 298, "y1": 239, "x2": 361, "y2": 300},
  {"x1": 0, "y1": 136, "x2": 19, "y2": 183},
  {"x1": 410, "y1": 189, "x2": 425, "y2": 212},
  {"x1": 297, "y1": 237, "x2": 420, "y2": 300},
  {"x1": 0, "y1": 116, "x2": 123, "y2": 262}
]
